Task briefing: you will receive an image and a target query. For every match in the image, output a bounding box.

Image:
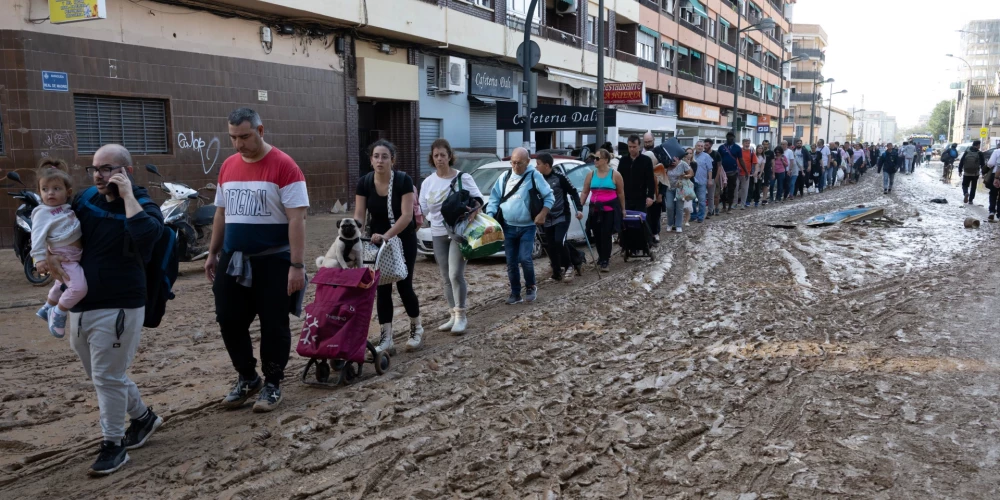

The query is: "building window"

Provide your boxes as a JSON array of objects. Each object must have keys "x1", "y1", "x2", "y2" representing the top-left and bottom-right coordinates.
[
  {"x1": 661, "y1": 44, "x2": 674, "y2": 70},
  {"x1": 661, "y1": 0, "x2": 675, "y2": 14},
  {"x1": 679, "y1": 5, "x2": 704, "y2": 29},
  {"x1": 637, "y1": 31, "x2": 656, "y2": 63},
  {"x1": 74, "y1": 95, "x2": 169, "y2": 155},
  {"x1": 586, "y1": 15, "x2": 596, "y2": 44},
  {"x1": 507, "y1": 0, "x2": 539, "y2": 20},
  {"x1": 706, "y1": 60, "x2": 715, "y2": 84},
  {"x1": 720, "y1": 23, "x2": 732, "y2": 45},
  {"x1": 676, "y1": 46, "x2": 703, "y2": 81},
  {"x1": 708, "y1": 18, "x2": 716, "y2": 39},
  {"x1": 471, "y1": 0, "x2": 492, "y2": 7}
]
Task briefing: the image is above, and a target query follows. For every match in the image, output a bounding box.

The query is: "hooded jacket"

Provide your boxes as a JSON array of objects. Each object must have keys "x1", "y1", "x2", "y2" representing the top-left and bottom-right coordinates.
[{"x1": 486, "y1": 167, "x2": 555, "y2": 227}]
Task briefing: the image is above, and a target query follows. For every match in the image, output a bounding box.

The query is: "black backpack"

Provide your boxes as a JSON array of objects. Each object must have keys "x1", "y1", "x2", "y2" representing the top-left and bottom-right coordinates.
[
  {"x1": 78, "y1": 186, "x2": 178, "y2": 328},
  {"x1": 440, "y1": 174, "x2": 475, "y2": 227}
]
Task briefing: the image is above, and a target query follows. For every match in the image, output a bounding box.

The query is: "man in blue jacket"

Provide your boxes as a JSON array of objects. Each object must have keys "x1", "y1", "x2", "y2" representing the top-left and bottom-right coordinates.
[
  {"x1": 38, "y1": 144, "x2": 165, "y2": 476},
  {"x1": 486, "y1": 148, "x2": 554, "y2": 305}
]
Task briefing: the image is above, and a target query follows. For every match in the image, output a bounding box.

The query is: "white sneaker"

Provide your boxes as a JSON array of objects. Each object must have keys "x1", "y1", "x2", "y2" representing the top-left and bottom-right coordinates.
[
  {"x1": 451, "y1": 308, "x2": 467, "y2": 335},
  {"x1": 676, "y1": 227, "x2": 683, "y2": 233},
  {"x1": 406, "y1": 317, "x2": 424, "y2": 351},
  {"x1": 437, "y1": 309, "x2": 456, "y2": 331},
  {"x1": 376, "y1": 323, "x2": 396, "y2": 355}
]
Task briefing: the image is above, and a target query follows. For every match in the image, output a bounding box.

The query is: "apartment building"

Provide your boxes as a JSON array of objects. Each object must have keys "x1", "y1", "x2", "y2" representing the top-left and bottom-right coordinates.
[
  {"x1": 953, "y1": 19, "x2": 1000, "y2": 144},
  {"x1": 848, "y1": 109, "x2": 898, "y2": 144},
  {"x1": 781, "y1": 23, "x2": 826, "y2": 144}
]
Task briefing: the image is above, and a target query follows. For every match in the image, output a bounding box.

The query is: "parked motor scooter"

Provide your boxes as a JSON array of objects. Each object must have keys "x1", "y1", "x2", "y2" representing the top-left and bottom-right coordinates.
[
  {"x1": 144, "y1": 165, "x2": 216, "y2": 261},
  {"x1": 5, "y1": 171, "x2": 51, "y2": 286}
]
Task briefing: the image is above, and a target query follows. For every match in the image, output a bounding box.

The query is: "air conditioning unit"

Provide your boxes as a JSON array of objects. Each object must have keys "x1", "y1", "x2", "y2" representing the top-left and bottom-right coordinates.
[
  {"x1": 556, "y1": 0, "x2": 577, "y2": 15},
  {"x1": 439, "y1": 56, "x2": 466, "y2": 93},
  {"x1": 652, "y1": 94, "x2": 665, "y2": 109}
]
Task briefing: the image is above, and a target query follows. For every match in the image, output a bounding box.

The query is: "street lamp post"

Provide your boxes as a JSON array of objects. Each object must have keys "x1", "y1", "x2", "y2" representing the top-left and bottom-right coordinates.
[
  {"x1": 947, "y1": 53, "x2": 973, "y2": 141},
  {"x1": 826, "y1": 88, "x2": 847, "y2": 143},
  {"x1": 809, "y1": 74, "x2": 833, "y2": 144},
  {"x1": 731, "y1": 16, "x2": 776, "y2": 139},
  {"x1": 776, "y1": 55, "x2": 803, "y2": 145}
]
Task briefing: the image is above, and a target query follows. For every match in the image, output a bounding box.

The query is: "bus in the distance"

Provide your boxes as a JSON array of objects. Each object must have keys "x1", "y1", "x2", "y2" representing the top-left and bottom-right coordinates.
[{"x1": 907, "y1": 134, "x2": 933, "y2": 149}]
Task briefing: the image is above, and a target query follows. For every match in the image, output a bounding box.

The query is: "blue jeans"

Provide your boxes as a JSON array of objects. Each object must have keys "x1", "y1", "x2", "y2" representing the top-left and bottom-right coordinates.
[
  {"x1": 787, "y1": 174, "x2": 798, "y2": 198},
  {"x1": 503, "y1": 224, "x2": 536, "y2": 296},
  {"x1": 883, "y1": 171, "x2": 895, "y2": 191},
  {"x1": 693, "y1": 182, "x2": 707, "y2": 221},
  {"x1": 773, "y1": 172, "x2": 786, "y2": 200},
  {"x1": 664, "y1": 188, "x2": 685, "y2": 229}
]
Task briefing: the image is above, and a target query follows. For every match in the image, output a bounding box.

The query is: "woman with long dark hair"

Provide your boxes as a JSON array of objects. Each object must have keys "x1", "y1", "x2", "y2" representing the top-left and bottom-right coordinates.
[{"x1": 354, "y1": 139, "x2": 421, "y2": 355}]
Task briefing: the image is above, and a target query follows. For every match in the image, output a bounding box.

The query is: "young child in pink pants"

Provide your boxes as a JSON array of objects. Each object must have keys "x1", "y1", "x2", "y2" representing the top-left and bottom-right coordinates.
[{"x1": 31, "y1": 163, "x2": 87, "y2": 338}]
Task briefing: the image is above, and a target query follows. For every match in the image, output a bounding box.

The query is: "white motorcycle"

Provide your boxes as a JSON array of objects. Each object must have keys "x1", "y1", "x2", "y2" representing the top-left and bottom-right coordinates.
[{"x1": 144, "y1": 164, "x2": 216, "y2": 261}]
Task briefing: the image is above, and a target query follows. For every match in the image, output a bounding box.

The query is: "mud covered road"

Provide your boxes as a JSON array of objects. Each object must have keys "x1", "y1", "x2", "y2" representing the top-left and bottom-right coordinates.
[{"x1": 2, "y1": 161, "x2": 1000, "y2": 499}]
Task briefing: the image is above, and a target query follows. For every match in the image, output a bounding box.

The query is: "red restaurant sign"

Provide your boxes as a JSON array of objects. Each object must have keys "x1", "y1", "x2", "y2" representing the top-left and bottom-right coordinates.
[{"x1": 603, "y1": 81, "x2": 646, "y2": 105}]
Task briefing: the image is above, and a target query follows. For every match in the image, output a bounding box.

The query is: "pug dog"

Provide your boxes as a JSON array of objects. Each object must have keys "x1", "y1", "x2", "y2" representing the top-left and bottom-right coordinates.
[{"x1": 317, "y1": 218, "x2": 362, "y2": 269}]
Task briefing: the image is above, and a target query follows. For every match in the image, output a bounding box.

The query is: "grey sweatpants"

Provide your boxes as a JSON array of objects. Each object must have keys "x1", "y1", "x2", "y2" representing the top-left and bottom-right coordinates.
[
  {"x1": 433, "y1": 235, "x2": 468, "y2": 309},
  {"x1": 69, "y1": 307, "x2": 148, "y2": 441}
]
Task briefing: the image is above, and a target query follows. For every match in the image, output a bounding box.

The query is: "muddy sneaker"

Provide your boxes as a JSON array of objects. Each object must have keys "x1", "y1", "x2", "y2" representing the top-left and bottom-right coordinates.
[
  {"x1": 505, "y1": 293, "x2": 523, "y2": 305},
  {"x1": 252, "y1": 383, "x2": 282, "y2": 413},
  {"x1": 562, "y1": 271, "x2": 574, "y2": 283},
  {"x1": 525, "y1": 286, "x2": 537, "y2": 302},
  {"x1": 48, "y1": 308, "x2": 67, "y2": 339},
  {"x1": 221, "y1": 375, "x2": 263, "y2": 409},
  {"x1": 600, "y1": 262, "x2": 610, "y2": 272},
  {"x1": 990, "y1": 213, "x2": 997, "y2": 222},
  {"x1": 123, "y1": 407, "x2": 163, "y2": 450},
  {"x1": 89, "y1": 440, "x2": 128, "y2": 476},
  {"x1": 36, "y1": 303, "x2": 52, "y2": 323}
]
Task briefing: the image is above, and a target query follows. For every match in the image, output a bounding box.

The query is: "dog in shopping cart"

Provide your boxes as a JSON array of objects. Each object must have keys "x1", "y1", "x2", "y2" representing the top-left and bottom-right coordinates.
[{"x1": 316, "y1": 218, "x2": 362, "y2": 269}]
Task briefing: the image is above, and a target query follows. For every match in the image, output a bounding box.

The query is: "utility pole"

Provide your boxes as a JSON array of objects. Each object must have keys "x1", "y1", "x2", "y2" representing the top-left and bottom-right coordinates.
[
  {"x1": 521, "y1": 0, "x2": 539, "y2": 151},
  {"x1": 596, "y1": 0, "x2": 605, "y2": 149}
]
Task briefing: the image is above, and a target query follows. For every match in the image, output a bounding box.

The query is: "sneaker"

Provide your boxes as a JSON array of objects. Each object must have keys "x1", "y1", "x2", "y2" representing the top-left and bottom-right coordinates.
[
  {"x1": 36, "y1": 303, "x2": 53, "y2": 323},
  {"x1": 551, "y1": 273, "x2": 563, "y2": 282},
  {"x1": 252, "y1": 383, "x2": 282, "y2": 413},
  {"x1": 990, "y1": 213, "x2": 997, "y2": 222},
  {"x1": 123, "y1": 407, "x2": 163, "y2": 450},
  {"x1": 505, "y1": 293, "x2": 523, "y2": 305},
  {"x1": 48, "y1": 308, "x2": 67, "y2": 339},
  {"x1": 600, "y1": 262, "x2": 610, "y2": 272},
  {"x1": 964, "y1": 196, "x2": 969, "y2": 204},
  {"x1": 653, "y1": 234, "x2": 660, "y2": 243},
  {"x1": 221, "y1": 375, "x2": 263, "y2": 409},
  {"x1": 525, "y1": 286, "x2": 537, "y2": 302},
  {"x1": 89, "y1": 440, "x2": 128, "y2": 476},
  {"x1": 754, "y1": 202, "x2": 759, "y2": 207},
  {"x1": 883, "y1": 190, "x2": 888, "y2": 194},
  {"x1": 573, "y1": 262, "x2": 584, "y2": 277},
  {"x1": 676, "y1": 227, "x2": 683, "y2": 233},
  {"x1": 562, "y1": 270, "x2": 574, "y2": 283}
]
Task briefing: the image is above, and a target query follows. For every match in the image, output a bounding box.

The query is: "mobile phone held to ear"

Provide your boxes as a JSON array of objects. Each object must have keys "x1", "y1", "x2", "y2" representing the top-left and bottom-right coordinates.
[{"x1": 107, "y1": 171, "x2": 134, "y2": 199}]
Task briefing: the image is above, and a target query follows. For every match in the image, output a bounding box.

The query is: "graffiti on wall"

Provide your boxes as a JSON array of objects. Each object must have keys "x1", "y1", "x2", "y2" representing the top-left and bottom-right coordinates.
[{"x1": 177, "y1": 131, "x2": 222, "y2": 174}]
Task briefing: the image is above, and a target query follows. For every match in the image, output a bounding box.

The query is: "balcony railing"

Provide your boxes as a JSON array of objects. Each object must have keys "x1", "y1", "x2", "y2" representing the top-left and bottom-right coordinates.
[
  {"x1": 720, "y1": 40, "x2": 737, "y2": 54},
  {"x1": 790, "y1": 70, "x2": 823, "y2": 81},
  {"x1": 791, "y1": 116, "x2": 822, "y2": 125},
  {"x1": 615, "y1": 50, "x2": 641, "y2": 66},
  {"x1": 637, "y1": 57, "x2": 658, "y2": 70},
  {"x1": 506, "y1": 13, "x2": 540, "y2": 35},
  {"x1": 544, "y1": 26, "x2": 582, "y2": 48},
  {"x1": 677, "y1": 70, "x2": 705, "y2": 84},
  {"x1": 718, "y1": 83, "x2": 736, "y2": 93},
  {"x1": 720, "y1": 0, "x2": 737, "y2": 10},
  {"x1": 790, "y1": 93, "x2": 821, "y2": 102},
  {"x1": 679, "y1": 16, "x2": 706, "y2": 36},
  {"x1": 792, "y1": 48, "x2": 826, "y2": 61}
]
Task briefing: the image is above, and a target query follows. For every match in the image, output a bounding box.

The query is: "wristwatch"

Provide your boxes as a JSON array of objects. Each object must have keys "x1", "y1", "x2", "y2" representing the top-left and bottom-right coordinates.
[{"x1": 290, "y1": 262, "x2": 304, "y2": 269}]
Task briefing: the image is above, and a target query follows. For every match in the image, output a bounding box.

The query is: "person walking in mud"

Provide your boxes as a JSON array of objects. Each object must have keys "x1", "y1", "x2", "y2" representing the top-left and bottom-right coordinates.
[
  {"x1": 38, "y1": 145, "x2": 165, "y2": 476},
  {"x1": 355, "y1": 139, "x2": 422, "y2": 353},
  {"x1": 580, "y1": 148, "x2": 625, "y2": 272},
  {"x1": 486, "y1": 147, "x2": 554, "y2": 303},
  {"x1": 877, "y1": 142, "x2": 900, "y2": 194},
  {"x1": 205, "y1": 108, "x2": 310, "y2": 414},
  {"x1": 536, "y1": 153, "x2": 585, "y2": 281},
  {"x1": 617, "y1": 135, "x2": 656, "y2": 214},
  {"x1": 958, "y1": 139, "x2": 988, "y2": 205},
  {"x1": 419, "y1": 139, "x2": 483, "y2": 339},
  {"x1": 718, "y1": 132, "x2": 744, "y2": 212}
]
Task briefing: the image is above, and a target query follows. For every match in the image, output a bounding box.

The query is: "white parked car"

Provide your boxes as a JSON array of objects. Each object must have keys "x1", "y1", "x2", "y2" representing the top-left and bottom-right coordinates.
[{"x1": 417, "y1": 157, "x2": 591, "y2": 260}]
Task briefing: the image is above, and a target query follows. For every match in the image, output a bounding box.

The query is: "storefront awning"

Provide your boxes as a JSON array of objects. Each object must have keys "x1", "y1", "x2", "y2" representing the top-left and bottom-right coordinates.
[
  {"x1": 469, "y1": 96, "x2": 498, "y2": 105},
  {"x1": 687, "y1": 0, "x2": 708, "y2": 17},
  {"x1": 544, "y1": 67, "x2": 598, "y2": 90}
]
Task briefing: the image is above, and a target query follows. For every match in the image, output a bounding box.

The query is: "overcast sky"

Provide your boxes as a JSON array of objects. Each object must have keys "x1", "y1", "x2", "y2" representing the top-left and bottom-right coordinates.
[{"x1": 792, "y1": 0, "x2": 1000, "y2": 127}]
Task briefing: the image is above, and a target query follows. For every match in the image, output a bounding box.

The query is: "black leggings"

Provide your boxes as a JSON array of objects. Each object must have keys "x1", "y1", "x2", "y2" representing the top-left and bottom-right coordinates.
[
  {"x1": 215, "y1": 252, "x2": 292, "y2": 385},
  {"x1": 544, "y1": 219, "x2": 583, "y2": 276},
  {"x1": 377, "y1": 231, "x2": 420, "y2": 325},
  {"x1": 591, "y1": 210, "x2": 616, "y2": 264}
]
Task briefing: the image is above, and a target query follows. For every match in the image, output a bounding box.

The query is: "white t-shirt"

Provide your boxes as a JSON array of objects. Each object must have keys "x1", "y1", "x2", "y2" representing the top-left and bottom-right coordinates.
[
  {"x1": 820, "y1": 145, "x2": 831, "y2": 167},
  {"x1": 505, "y1": 170, "x2": 524, "y2": 198},
  {"x1": 419, "y1": 170, "x2": 484, "y2": 237}
]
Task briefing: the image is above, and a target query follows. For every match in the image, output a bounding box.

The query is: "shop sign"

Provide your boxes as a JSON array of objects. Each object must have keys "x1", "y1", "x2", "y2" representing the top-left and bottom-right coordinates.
[
  {"x1": 698, "y1": 127, "x2": 728, "y2": 138},
  {"x1": 654, "y1": 98, "x2": 678, "y2": 116},
  {"x1": 746, "y1": 115, "x2": 759, "y2": 127},
  {"x1": 679, "y1": 101, "x2": 721, "y2": 123},
  {"x1": 757, "y1": 125, "x2": 771, "y2": 133},
  {"x1": 603, "y1": 82, "x2": 645, "y2": 105},
  {"x1": 49, "y1": 0, "x2": 107, "y2": 24},
  {"x1": 470, "y1": 64, "x2": 515, "y2": 99},
  {"x1": 496, "y1": 101, "x2": 617, "y2": 130}
]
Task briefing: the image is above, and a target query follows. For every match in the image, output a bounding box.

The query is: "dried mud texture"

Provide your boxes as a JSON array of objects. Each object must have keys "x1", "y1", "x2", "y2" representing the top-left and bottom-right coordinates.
[{"x1": 1, "y1": 163, "x2": 1000, "y2": 499}]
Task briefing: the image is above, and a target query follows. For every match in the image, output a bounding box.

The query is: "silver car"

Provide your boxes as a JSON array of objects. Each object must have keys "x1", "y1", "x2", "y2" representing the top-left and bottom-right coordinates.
[{"x1": 417, "y1": 157, "x2": 588, "y2": 260}]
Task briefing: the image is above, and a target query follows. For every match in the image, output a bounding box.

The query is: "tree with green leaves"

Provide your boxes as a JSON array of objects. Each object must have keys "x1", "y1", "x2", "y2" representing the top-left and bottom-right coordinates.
[{"x1": 927, "y1": 100, "x2": 953, "y2": 142}]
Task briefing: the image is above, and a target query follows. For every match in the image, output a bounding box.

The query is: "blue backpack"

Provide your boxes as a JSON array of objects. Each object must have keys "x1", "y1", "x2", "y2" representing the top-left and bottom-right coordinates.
[{"x1": 78, "y1": 186, "x2": 178, "y2": 328}]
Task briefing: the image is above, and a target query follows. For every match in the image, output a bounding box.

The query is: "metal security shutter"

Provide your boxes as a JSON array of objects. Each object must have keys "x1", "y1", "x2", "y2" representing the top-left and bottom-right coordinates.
[
  {"x1": 74, "y1": 95, "x2": 169, "y2": 155},
  {"x1": 419, "y1": 118, "x2": 441, "y2": 163},
  {"x1": 469, "y1": 105, "x2": 496, "y2": 150},
  {"x1": 0, "y1": 105, "x2": 5, "y2": 155}
]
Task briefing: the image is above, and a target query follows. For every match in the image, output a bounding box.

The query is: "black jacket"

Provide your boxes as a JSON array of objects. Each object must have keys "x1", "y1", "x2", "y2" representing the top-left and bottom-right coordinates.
[
  {"x1": 617, "y1": 153, "x2": 655, "y2": 206},
  {"x1": 959, "y1": 147, "x2": 987, "y2": 177},
  {"x1": 541, "y1": 170, "x2": 582, "y2": 227},
  {"x1": 878, "y1": 149, "x2": 900, "y2": 174},
  {"x1": 71, "y1": 185, "x2": 164, "y2": 312}
]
